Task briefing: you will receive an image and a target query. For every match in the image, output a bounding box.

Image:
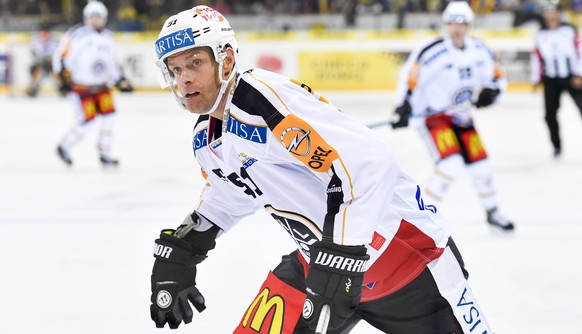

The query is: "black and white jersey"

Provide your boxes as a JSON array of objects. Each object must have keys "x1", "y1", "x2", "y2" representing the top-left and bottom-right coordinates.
[{"x1": 531, "y1": 23, "x2": 582, "y2": 82}]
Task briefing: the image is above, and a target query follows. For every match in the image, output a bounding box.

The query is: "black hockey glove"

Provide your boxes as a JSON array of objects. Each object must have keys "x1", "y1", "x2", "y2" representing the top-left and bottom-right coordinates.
[
  {"x1": 475, "y1": 88, "x2": 500, "y2": 108},
  {"x1": 115, "y1": 76, "x2": 133, "y2": 93},
  {"x1": 150, "y1": 213, "x2": 221, "y2": 329},
  {"x1": 390, "y1": 100, "x2": 412, "y2": 129},
  {"x1": 57, "y1": 69, "x2": 72, "y2": 95},
  {"x1": 302, "y1": 241, "x2": 370, "y2": 331}
]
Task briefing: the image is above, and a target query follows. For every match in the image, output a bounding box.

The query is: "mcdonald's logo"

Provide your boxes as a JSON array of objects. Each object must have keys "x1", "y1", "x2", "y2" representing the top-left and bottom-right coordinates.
[
  {"x1": 433, "y1": 128, "x2": 460, "y2": 157},
  {"x1": 462, "y1": 131, "x2": 487, "y2": 162},
  {"x1": 83, "y1": 100, "x2": 97, "y2": 120},
  {"x1": 241, "y1": 288, "x2": 285, "y2": 333},
  {"x1": 99, "y1": 94, "x2": 113, "y2": 112}
]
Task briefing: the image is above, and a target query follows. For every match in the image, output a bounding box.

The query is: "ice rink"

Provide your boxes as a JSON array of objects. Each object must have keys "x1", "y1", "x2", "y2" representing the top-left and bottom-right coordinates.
[{"x1": 1, "y1": 90, "x2": 581, "y2": 334}]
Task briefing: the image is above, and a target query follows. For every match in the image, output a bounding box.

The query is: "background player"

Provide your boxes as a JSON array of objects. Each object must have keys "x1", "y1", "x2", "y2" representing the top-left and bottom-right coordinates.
[
  {"x1": 531, "y1": 1, "x2": 582, "y2": 158},
  {"x1": 52, "y1": 0, "x2": 132, "y2": 167},
  {"x1": 391, "y1": 0, "x2": 515, "y2": 231},
  {"x1": 25, "y1": 26, "x2": 59, "y2": 97},
  {"x1": 149, "y1": 5, "x2": 494, "y2": 333}
]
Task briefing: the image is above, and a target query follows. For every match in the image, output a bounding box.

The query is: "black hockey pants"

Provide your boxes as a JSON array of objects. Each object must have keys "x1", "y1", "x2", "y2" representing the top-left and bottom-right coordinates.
[
  {"x1": 273, "y1": 238, "x2": 478, "y2": 334},
  {"x1": 542, "y1": 76, "x2": 582, "y2": 151}
]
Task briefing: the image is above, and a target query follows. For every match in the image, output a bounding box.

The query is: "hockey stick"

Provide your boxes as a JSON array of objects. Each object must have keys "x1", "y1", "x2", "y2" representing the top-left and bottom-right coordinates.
[
  {"x1": 315, "y1": 304, "x2": 331, "y2": 334},
  {"x1": 366, "y1": 119, "x2": 394, "y2": 130},
  {"x1": 367, "y1": 100, "x2": 474, "y2": 130}
]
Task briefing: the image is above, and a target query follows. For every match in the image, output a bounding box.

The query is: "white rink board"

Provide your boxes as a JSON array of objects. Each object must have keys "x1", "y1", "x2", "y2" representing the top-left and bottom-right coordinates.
[{"x1": 0, "y1": 91, "x2": 581, "y2": 334}]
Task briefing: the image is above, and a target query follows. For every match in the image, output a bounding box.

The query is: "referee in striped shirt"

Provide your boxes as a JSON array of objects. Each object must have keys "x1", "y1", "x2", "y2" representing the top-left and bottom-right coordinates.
[{"x1": 531, "y1": 2, "x2": 582, "y2": 158}]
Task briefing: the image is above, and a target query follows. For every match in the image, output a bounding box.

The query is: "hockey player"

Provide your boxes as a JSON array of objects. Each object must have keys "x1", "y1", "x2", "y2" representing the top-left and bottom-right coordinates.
[
  {"x1": 25, "y1": 28, "x2": 59, "y2": 97},
  {"x1": 52, "y1": 0, "x2": 133, "y2": 167},
  {"x1": 391, "y1": 1, "x2": 515, "y2": 231},
  {"x1": 149, "y1": 5, "x2": 494, "y2": 333},
  {"x1": 531, "y1": 1, "x2": 582, "y2": 158}
]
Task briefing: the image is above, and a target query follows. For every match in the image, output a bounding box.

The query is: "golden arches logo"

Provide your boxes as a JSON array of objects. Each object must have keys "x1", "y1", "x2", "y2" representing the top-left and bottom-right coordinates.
[
  {"x1": 83, "y1": 100, "x2": 97, "y2": 119},
  {"x1": 435, "y1": 128, "x2": 459, "y2": 154},
  {"x1": 242, "y1": 288, "x2": 285, "y2": 333},
  {"x1": 99, "y1": 94, "x2": 113, "y2": 112},
  {"x1": 467, "y1": 133, "x2": 484, "y2": 157}
]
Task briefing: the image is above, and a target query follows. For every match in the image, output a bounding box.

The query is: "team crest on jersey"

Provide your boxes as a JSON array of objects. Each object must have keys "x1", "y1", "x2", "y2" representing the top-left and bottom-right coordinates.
[
  {"x1": 452, "y1": 87, "x2": 473, "y2": 106},
  {"x1": 452, "y1": 87, "x2": 474, "y2": 106},
  {"x1": 226, "y1": 114, "x2": 267, "y2": 144},
  {"x1": 239, "y1": 152, "x2": 257, "y2": 169},
  {"x1": 92, "y1": 60, "x2": 106, "y2": 75}
]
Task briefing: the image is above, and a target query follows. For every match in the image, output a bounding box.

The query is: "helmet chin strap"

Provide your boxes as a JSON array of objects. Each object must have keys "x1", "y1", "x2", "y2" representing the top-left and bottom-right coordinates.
[{"x1": 201, "y1": 61, "x2": 236, "y2": 116}]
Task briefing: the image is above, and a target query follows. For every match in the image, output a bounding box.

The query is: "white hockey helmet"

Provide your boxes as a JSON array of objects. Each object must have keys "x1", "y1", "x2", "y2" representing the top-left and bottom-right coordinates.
[
  {"x1": 154, "y1": 6, "x2": 238, "y2": 112},
  {"x1": 541, "y1": 0, "x2": 561, "y2": 11},
  {"x1": 442, "y1": 1, "x2": 474, "y2": 24},
  {"x1": 83, "y1": 1, "x2": 108, "y2": 24}
]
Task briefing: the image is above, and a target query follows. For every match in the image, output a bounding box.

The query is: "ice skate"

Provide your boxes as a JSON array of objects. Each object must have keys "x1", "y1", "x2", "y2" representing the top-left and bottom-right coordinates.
[
  {"x1": 486, "y1": 208, "x2": 514, "y2": 231},
  {"x1": 553, "y1": 147, "x2": 561, "y2": 159},
  {"x1": 100, "y1": 154, "x2": 119, "y2": 167},
  {"x1": 56, "y1": 145, "x2": 72, "y2": 166}
]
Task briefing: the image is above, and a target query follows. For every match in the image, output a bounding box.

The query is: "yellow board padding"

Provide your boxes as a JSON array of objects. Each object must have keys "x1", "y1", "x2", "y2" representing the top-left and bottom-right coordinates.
[
  {"x1": 480, "y1": 28, "x2": 533, "y2": 39},
  {"x1": 366, "y1": 29, "x2": 423, "y2": 39},
  {"x1": 306, "y1": 30, "x2": 357, "y2": 40},
  {"x1": 298, "y1": 50, "x2": 404, "y2": 90}
]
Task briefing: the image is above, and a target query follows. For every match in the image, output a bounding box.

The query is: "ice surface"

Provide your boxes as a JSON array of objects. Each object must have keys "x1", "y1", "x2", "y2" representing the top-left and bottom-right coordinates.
[{"x1": 1, "y1": 91, "x2": 581, "y2": 333}]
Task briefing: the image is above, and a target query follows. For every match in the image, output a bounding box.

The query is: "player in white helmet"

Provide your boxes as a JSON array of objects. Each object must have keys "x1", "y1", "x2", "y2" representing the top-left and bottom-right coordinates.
[
  {"x1": 391, "y1": 1, "x2": 515, "y2": 231},
  {"x1": 52, "y1": 0, "x2": 133, "y2": 167},
  {"x1": 149, "y1": 5, "x2": 494, "y2": 333}
]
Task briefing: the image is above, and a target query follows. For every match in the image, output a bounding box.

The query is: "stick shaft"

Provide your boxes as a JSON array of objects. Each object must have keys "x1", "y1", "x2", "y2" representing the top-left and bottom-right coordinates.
[{"x1": 315, "y1": 304, "x2": 331, "y2": 334}]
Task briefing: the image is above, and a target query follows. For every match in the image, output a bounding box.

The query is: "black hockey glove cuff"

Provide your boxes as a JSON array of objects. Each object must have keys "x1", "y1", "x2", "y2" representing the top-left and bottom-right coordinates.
[
  {"x1": 302, "y1": 241, "x2": 369, "y2": 330},
  {"x1": 391, "y1": 100, "x2": 412, "y2": 129},
  {"x1": 58, "y1": 69, "x2": 72, "y2": 95},
  {"x1": 115, "y1": 76, "x2": 133, "y2": 93},
  {"x1": 150, "y1": 213, "x2": 221, "y2": 329},
  {"x1": 475, "y1": 88, "x2": 500, "y2": 108}
]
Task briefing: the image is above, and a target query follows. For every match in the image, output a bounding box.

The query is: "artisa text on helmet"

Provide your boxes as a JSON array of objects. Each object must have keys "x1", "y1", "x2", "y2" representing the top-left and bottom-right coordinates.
[{"x1": 155, "y1": 28, "x2": 195, "y2": 60}]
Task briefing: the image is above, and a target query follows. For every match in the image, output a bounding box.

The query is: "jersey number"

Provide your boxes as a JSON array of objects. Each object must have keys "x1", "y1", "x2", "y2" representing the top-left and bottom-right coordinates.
[
  {"x1": 459, "y1": 67, "x2": 472, "y2": 80},
  {"x1": 212, "y1": 167, "x2": 263, "y2": 198}
]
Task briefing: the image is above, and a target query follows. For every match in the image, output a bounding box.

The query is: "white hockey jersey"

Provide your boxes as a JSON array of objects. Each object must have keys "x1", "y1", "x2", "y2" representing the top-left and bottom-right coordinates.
[
  {"x1": 30, "y1": 33, "x2": 58, "y2": 62},
  {"x1": 193, "y1": 68, "x2": 450, "y2": 299},
  {"x1": 531, "y1": 24, "x2": 582, "y2": 83},
  {"x1": 52, "y1": 24, "x2": 122, "y2": 86},
  {"x1": 395, "y1": 37, "x2": 506, "y2": 124}
]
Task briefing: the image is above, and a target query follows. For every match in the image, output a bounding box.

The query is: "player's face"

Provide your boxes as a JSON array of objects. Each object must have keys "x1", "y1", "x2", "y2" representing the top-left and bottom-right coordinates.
[
  {"x1": 543, "y1": 9, "x2": 560, "y2": 29},
  {"x1": 447, "y1": 22, "x2": 468, "y2": 47},
  {"x1": 88, "y1": 15, "x2": 106, "y2": 30},
  {"x1": 166, "y1": 48, "x2": 221, "y2": 115}
]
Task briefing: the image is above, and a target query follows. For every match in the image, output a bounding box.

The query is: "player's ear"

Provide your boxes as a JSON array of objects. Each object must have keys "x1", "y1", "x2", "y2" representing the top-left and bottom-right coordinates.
[
  {"x1": 222, "y1": 47, "x2": 235, "y2": 77},
  {"x1": 227, "y1": 47, "x2": 237, "y2": 65}
]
